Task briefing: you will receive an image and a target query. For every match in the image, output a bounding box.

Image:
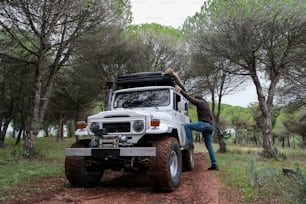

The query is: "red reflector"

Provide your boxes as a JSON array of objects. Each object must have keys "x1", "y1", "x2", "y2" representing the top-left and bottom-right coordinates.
[{"x1": 150, "y1": 119, "x2": 160, "y2": 127}]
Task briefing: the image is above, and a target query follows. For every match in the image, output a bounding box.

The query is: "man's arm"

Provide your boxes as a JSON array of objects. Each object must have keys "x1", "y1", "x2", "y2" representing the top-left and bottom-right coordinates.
[{"x1": 175, "y1": 85, "x2": 198, "y2": 105}]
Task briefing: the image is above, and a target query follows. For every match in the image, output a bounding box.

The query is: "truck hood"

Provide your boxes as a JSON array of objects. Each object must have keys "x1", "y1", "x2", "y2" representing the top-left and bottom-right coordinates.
[{"x1": 88, "y1": 109, "x2": 171, "y2": 121}]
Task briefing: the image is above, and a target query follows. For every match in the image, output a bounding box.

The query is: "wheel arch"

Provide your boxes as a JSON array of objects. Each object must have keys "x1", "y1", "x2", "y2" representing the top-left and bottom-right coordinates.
[{"x1": 140, "y1": 129, "x2": 180, "y2": 146}]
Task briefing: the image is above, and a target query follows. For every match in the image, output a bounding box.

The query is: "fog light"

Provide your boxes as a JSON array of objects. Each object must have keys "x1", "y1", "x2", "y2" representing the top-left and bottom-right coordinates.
[{"x1": 119, "y1": 135, "x2": 128, "y2": 143}]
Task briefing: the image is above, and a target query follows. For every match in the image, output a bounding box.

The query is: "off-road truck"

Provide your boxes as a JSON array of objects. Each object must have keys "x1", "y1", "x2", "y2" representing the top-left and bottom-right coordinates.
[{"x1": 64, "y1": 71, "x2": 194, "y2": 191}]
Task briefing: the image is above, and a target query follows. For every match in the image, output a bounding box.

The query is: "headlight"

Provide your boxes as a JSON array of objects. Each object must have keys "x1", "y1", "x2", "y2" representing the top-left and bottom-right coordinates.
[
  {"x1": 133, "y1": 120, "x2": 144, "y2": 132},
  {"x1": 89, "y1": 122, "x2": 100, "y2": 133}
]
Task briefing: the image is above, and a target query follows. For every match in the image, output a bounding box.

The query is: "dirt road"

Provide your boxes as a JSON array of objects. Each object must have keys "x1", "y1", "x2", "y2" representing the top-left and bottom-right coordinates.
[{"x1": 7, "y1": 152, "x2": 239, "y2": 204}]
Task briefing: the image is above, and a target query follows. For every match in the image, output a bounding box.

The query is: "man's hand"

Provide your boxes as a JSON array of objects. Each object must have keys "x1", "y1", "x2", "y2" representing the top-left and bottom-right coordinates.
[{"x1": 175, "y1": 85, "x2": 182, "y2": 92}]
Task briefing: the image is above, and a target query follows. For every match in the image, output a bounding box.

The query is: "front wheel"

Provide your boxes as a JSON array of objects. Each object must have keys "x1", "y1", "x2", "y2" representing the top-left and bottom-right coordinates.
[
  {"x1": 65, "y1": 140, "x2": 103, "y2": 187},
  {"x1": 149, "y1": 137, "x2": 182, "y2": 191}
]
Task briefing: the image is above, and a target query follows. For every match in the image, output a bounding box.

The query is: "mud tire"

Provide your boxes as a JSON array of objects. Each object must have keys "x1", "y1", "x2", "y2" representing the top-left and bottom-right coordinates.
[
  {"x1": 149, "y1": 137, "x2": 182, "y2": 191},
  {"x1": 65, "y1": 140, "x2": 103, "y2": 187},
  {"x1": 182, "y1": 149, "x2": 194, "y2": 171}
]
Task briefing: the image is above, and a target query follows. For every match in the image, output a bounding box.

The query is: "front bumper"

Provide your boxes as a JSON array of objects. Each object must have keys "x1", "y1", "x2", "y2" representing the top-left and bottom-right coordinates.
[{"x1": 64, "y1": 147, "x2": 156, "y2": 157}]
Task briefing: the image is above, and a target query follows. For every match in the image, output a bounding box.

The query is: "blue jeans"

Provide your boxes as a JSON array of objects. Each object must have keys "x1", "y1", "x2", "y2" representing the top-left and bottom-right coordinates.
[{"x1": 184, "y1": 121, "x2": 218, "y2": 165}]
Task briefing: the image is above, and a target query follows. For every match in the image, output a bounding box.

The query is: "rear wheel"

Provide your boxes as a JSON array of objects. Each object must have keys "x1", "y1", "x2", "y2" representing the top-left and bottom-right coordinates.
[
  {"x1": 182, "y1": 149, "x2": 194, "y2": 171},
  {"x1": 149, "y1": 137, "x2": 182, "y2": 191},
  {"x1": 65, "y1": 140, "x2": 103, "y2": 187}
]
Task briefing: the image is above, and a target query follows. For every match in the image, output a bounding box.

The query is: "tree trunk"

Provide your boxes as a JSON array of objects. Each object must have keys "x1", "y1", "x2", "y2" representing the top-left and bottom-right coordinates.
[
  {"x1": 195, "y1": 131, "x2": 201, "y2": 143},
  {"x1": 259, "y1": 103, "x2": 278, "y2": 158},
  {"x1": 75, "y1": 99, "x2": 81, "y2": 128},
  {"x1": 301, "y1": 134, "x2": 306, "y2": 148},
  {"x1": 15, "y1": 119, "x2": 25, "y2": 146},
  {"x1": 293, "y1": 135, "x2": 295, "y2": 148},
  {"x1": 12, "y1": 125, "x2": 16, "y2": 138},
  {"x1": 24, "y1": 60, "x2": 43, "y2": 156},
  {"x1": 234, "y1": 127, "x2": 239, "y2": 144},
  {"x1": 287, "y1": 137, "x2": 290, "y2": 148},
  {"x1": 67, "y1": 120, "x2": 74, "y2": 138},
  {"x1": 44, "y1": 125, "x2": 49, "y2": 137},
  {"x1": 0, "y1": 132, "x2": 5, "y2": 146},
  {"x1": 23, "y1": 130, "x2": 37, "y2": 156},
  {"x1": 210, "y1": 79, "x2": 227, "y2": 153},
  {"x1": 243, "y1": 132, "x2": 247, "y2": 145},
  {"x1": 15, "y1": 127, "x2": 23, "y2": 146},
  {"x1": 57, "y1": 113, "x2": 65, "y2": 141},
  {"x1": 253, "y1": 129, "x2": 258, "y2": 146},
  {"x1": 23, "y1": 59, "x2": 56, "y2": 156},
  {"x1": 257, "y1": 134, "x2": 261, "y2": 146},
  {"x1": 0, "y1": 119, "x2": 11, "y2": 145},
  {"x1": 252, "y1": 73, "x2": 278, "y2": 159},
  {"x1": 216, "y1": 127, "x2": 226, "y2": 153}
]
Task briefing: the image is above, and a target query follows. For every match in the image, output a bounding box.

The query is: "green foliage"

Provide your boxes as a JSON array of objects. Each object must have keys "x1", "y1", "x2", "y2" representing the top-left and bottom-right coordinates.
[
  {"x1": 247, "y1": 158, "x2": 306, "y2": 203},
  {"x1": 127, "y1": 23, "x2": 181, "y2": 39},
  {"x1": 122, "y1": 22, "x2": 187, "y2": 73},
  {"x1": 208, "y1": 0, "x2": 306, "y2": 20},
  {"x1": 188, "y1": 106, "x2": 197, "y2": 122},
  {"x1": 273, "y1": 101, "x2": 306, "y2": 146},
  {"x1": 191, "y1": 102, "x2": 256, "y2": 129},
  {"x1": 291, "y1": 164, "x2": 306, "y2": 203},
  {"x1": 0, "y1": 137, "x2": 73, "y2": 201},
  {"x1": 115, "y1": 0, "x2": 132, "y2": 24},
  {"x1": 216, "y1": 144, "x2": 306, "y2": 203},
  {"x1": 219, "y1": 104, "x2": 255, "y2": 127},
  {"x1": 299, "y1": 176, "x2": 306, "y2": 203}
]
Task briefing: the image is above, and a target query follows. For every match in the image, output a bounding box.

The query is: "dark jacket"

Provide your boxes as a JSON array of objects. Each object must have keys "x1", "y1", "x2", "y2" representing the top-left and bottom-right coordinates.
[{"x1": 180, "y1": 90, "x2": 213, "y2": 124}]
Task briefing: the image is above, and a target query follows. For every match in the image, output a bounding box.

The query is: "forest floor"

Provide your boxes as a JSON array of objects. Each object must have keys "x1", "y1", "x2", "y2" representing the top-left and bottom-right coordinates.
[{"x1": 3, "y1": 152, "x2": 242, "y2": 204}]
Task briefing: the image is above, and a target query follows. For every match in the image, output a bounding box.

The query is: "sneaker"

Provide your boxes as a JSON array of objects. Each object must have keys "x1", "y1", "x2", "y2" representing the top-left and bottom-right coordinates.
[{"x1": 208, "y1": 164, "x2": 219, "y2": 171}]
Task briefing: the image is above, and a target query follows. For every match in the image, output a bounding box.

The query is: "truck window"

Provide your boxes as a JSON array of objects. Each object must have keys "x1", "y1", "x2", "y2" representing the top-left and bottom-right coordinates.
[
  {"x1": 174, "y1": 93, "x2": 181, "y2": 111},
  {"x1": 114, "y1": 89, "x2": 170, "y2": 108}
]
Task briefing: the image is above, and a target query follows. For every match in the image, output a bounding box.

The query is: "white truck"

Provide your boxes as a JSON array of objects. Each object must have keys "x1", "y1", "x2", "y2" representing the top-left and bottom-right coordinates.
[{"x1": 64, "y1": 71, "x2": 194, "y2": 191}]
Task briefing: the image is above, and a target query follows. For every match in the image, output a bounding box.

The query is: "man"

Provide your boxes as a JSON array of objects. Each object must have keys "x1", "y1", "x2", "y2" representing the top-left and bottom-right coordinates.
[{"x1": 175, "y1": 85, "x2": 219, "y2": 170}]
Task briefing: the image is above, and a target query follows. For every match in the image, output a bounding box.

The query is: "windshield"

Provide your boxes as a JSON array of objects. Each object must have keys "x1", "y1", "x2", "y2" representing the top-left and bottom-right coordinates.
[{"x1": 113, "y1": 89, "x2": 170, "y2": 108}]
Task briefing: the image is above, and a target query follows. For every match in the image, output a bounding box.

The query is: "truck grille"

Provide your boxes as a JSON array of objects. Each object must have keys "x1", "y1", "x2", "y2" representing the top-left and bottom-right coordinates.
[{"x1": 103, "y1": 122, "x2": 130, "y2": 133}]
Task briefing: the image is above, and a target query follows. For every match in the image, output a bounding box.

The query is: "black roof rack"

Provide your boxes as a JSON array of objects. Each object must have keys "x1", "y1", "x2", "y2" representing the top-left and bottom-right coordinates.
[{"x1": 116, "y1": 71, "x2": 185, "y2": 90}]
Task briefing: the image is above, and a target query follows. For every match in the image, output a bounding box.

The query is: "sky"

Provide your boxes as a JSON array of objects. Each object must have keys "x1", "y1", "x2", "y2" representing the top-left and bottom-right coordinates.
[
  {"x1": 130, "y1": 0, "x2": 204, "y2": 28},
  {"x1": 130, "y1": 0, "x2": 258, "y2": 107}
]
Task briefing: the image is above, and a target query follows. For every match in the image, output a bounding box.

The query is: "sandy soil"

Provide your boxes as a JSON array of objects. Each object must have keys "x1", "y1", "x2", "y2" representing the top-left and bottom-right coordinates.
[{"x1": 4, "y1": 152, "x2": 241, "y2": 204}]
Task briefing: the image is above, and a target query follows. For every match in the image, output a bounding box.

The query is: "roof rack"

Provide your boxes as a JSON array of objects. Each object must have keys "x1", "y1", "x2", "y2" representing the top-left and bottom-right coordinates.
[{"x1": 116, "y1": 71, "x2": 185, "y2": 90}]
